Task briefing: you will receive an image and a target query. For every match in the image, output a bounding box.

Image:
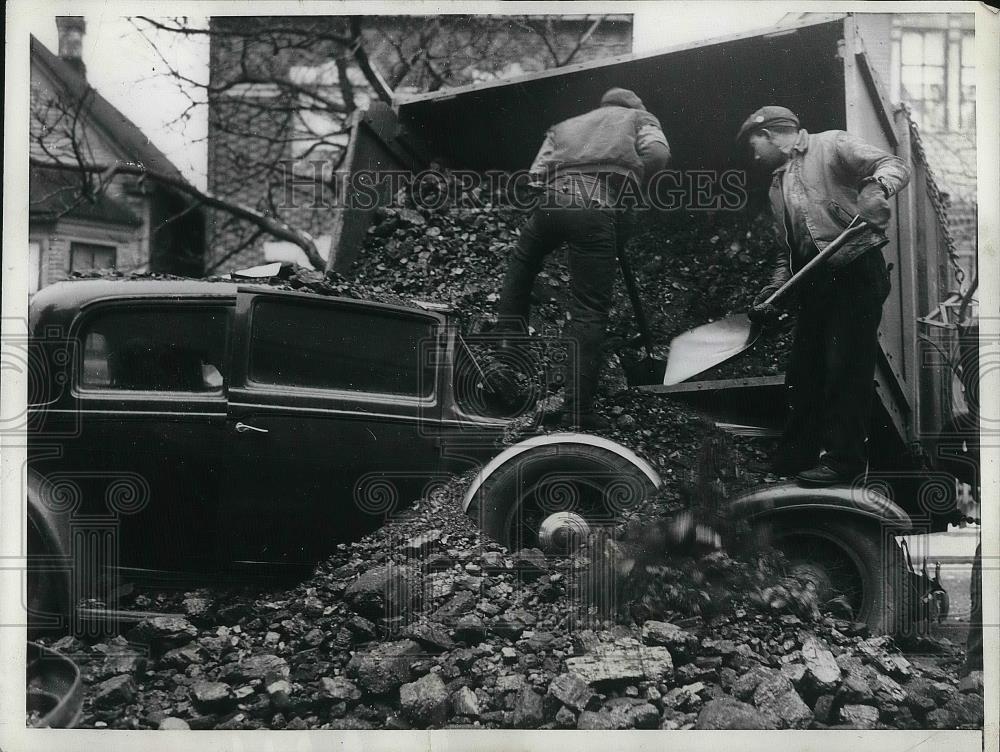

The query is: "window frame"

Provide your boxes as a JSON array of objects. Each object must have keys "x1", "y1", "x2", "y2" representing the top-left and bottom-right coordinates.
[
  {"x1": 958, "y1": 30, "x2": 975, "y2": 130},
  {"x1": 28, "y1": 239, "x2": 43, "y2": 295},
  {"x1": 70, "y1": 241, "x2": 118, "y2": 273},
  {"x1": 895, "y1": 25, "x2": 976, "y2": 134},
  {"x1": 71, "y1": 298, "x2": 234, "y2": 402},
  {"x1": 238, "y1": 290, "x2": 442, "y2": 405},
  {"x1": 898, "y1": 28, "x2": 948, "y2": 133}
]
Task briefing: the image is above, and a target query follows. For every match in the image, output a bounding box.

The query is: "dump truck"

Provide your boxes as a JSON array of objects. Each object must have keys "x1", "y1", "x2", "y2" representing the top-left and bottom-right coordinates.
[{"x1": 321, "y1": 13, "x2": 979, "y2": 635}]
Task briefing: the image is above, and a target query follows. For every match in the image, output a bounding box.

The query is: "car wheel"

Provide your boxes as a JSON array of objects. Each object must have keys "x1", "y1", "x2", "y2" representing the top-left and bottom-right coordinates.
[
  {"x1": 473, "y1": 444, "x2": 657, "y2": 553},
  {"x1": 756, "y1": 513, "x2": 909, "y2": 635}
]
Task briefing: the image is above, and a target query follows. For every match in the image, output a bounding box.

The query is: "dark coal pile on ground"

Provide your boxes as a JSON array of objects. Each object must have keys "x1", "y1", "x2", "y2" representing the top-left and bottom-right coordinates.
[
  {"x1": 42, "y1": 481, "x2": 983, "y2": 731},
  {"x1": 48, "y1": 177, "x2": 981, "y2": 731}
]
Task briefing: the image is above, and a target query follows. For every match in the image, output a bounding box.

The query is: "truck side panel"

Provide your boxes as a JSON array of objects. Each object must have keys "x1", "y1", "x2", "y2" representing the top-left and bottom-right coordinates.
[
  {"x1": 843, "y1": 16, "x2": 914, "y2": 445},
  {"x1": 327, "y1": 103, "x2": 426, "y2": 274}
]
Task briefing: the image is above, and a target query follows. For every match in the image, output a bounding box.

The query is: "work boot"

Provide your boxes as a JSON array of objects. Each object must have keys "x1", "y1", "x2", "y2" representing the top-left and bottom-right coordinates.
[{"x1": 796, "y1": 463, "x2": 851, "y2": 487}]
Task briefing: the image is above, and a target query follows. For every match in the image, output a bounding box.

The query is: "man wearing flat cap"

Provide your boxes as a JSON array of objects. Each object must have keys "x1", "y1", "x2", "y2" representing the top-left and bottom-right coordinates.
[
  {"x1": 493, "y1": 88, "x2": 670, "y2": 430},
  {"x1": 737, "y1": 105, "x2": 910, "y2": 486}
]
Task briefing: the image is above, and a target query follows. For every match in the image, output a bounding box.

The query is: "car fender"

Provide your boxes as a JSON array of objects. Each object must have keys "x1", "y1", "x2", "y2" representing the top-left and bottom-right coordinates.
[
  {"x1": 462, "y1": 432, "x2": 661, "y2": 514},
  {"x1": 27, "y1": 469, "x2": 73, "y2": 559},
  {"x1": 26, "y1": 469, "x2": 73, "y2": 626},
  {"x1": 730, "y1": 482, "x2": 913, "y2": 529}
]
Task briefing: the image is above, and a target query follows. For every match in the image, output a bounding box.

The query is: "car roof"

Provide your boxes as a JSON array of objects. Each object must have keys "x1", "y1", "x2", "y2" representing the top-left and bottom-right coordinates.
[{"x1": 28, "y1": 278, "x2": 451, "y2": 333}]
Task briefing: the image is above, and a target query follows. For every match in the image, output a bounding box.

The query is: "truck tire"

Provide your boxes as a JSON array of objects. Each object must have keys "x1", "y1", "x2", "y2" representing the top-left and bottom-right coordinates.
[
  {"x1": 471, "y1": 443, "x2": 657, "y2": 553},
  {"x1": 755, "y1": 513, "x2": 910, "y2": 636}
]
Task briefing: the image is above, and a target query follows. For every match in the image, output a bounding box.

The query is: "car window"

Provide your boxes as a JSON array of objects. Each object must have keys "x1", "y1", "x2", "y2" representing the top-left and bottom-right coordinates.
[
  {"x1": 249, "y1": 298, "x2": 436, "y2": 398},
  {"x1": 79, "y1": 306, "x2": 229, "y2": 393}
]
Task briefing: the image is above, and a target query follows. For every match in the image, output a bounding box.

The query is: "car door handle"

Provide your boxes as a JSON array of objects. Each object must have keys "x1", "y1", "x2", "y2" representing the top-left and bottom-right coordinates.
[{"x1": 234, "y1": 422, "x2": 269, "y2": 434}]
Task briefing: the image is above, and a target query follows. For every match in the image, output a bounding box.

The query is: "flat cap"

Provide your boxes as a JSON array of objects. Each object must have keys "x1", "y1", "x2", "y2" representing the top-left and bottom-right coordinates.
[
  {"x1": 600, "y1": 87, "x2": 646, "y2": 111},
  {"x1": 736, "y1": 105, "x2": 800, "y2": 143}
]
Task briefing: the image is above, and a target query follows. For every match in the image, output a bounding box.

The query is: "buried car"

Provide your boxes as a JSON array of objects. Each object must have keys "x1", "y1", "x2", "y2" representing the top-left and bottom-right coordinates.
[{"x1": 24, "y1": 278, "x2": 660, "y2": 633}]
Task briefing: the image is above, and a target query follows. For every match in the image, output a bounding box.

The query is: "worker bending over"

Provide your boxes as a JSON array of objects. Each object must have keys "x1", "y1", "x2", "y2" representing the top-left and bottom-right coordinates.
[
  {"x1": 738, "y1": 106, "x2": 910, "y2": 486},
  {"x1": 494, "y1": 87, "x2": 670, "y2": 430}
]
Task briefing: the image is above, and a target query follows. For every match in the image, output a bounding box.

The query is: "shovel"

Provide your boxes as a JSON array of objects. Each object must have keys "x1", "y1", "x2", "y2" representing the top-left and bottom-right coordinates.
[
  {"x1": 661, "y1": 215, "x2": 870, "y2": 386},
  {"x1": 617, "y1": 241, "x2": 667, "y2": 387}
]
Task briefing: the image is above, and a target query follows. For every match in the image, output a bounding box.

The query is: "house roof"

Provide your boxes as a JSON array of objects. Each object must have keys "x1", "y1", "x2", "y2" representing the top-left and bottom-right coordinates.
[
  {"x1": 29, "y1": 165, "x2": 142, "y2": 226},
  {"x1": 30, "y1": 35, "x2": 190, "y2": 185}
]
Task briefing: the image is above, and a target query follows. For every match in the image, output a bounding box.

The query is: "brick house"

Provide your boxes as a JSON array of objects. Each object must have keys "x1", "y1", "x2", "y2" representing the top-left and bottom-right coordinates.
[
  {"x1": 206, "y1": 15, "x2": 633, "y2": 273},
  {"x1": 29, "y1": 17, "x2": 205, "y2": 295},
  {"x1": 782, "y1": 12, "x2": 977, "y2": 287}
]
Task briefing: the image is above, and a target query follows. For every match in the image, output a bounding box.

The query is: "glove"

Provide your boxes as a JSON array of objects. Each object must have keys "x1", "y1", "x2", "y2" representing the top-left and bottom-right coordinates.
[
  {"x1": 858, "y1": 181, "x2": 890, "y2": 231},
  {"x1": 748, "y1": 284, "x2": 781, "y2": 324}
]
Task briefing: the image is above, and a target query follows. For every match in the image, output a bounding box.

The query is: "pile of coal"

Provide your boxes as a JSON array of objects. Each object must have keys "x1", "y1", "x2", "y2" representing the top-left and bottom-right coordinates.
[
  {"x1": 353, "y1": 175, "x2": 795, "y2": 377},
  {"x1": 42, "y1": 481, "x2": 980, "y2": 731}
]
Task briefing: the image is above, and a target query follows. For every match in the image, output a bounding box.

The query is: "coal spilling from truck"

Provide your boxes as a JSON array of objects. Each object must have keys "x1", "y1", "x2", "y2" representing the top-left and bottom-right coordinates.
[{"x1": 47, "y1": 179, "x2": 982, "y2": 731}]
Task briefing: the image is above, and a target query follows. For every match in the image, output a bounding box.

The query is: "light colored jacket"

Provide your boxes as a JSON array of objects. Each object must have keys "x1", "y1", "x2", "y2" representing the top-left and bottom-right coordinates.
[
  {"x1": 768, "y1": 128, "x2": 911, "y2": 279},
  {"x1": 529, "y1": 105, "x2": 669, "y2": 185}
]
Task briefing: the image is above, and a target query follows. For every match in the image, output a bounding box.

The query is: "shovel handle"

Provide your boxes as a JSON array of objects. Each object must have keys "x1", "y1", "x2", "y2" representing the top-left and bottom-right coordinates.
[
  {"x1": 617, "y1": 242, "x2": 657, "y2": 356},
  {"x1": 761, "y1": 215, "x2": 869, "y2": 308}
]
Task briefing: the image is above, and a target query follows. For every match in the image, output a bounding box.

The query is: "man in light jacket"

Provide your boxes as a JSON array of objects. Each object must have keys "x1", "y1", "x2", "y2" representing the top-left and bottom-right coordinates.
[
  {"x1": 495, "y1": 87, "x2": 670, "y2": 430},
  {"x1": 738, "y1": 105, "x2": 910, "y2": 486}
]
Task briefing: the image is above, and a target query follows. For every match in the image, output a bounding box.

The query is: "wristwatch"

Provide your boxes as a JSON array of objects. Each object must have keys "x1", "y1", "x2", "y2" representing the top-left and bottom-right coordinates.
[{"x1": 860, "y1": 176, "x2": 892, "y2": 198}]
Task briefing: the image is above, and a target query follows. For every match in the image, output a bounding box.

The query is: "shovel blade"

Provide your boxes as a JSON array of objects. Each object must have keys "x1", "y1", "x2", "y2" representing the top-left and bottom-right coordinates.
[{"x1": 663, "y1": 314, "x2": 761, "y2": 385}]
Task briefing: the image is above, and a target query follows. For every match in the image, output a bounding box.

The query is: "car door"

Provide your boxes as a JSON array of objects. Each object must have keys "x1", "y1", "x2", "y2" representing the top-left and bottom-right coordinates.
[
  {"x1": 219, "y1": 288, "x2": 446, "y2": 567},
  {"x1": 52, "y1": 297, "x2": 233, "y2": 576}
]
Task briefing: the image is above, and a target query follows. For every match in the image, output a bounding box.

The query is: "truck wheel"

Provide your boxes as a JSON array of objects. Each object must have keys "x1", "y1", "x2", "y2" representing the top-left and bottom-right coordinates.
[
  {"x1": 473, "y1": 444, "x2": 657, "y2": 553},
  {"x1": 756, "y1": 514, "x2": 909, "y2": 635}
]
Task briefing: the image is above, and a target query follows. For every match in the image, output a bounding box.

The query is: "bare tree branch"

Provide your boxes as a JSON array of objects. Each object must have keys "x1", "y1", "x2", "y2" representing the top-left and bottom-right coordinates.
[
  {"x1": 348, "y1": 17, "x2": 393, "y2": 102},
  {"x1": 60, "y1": 15, "x2": 605, "y2": 268},
  {"x1": 31, "y1": 157, "x2": 325, "y2": 269},
  {"x1": 205, "y1": 228, "x2": 265, "y2": 273},
  {"x1": 558, "y1": 16, "x2": 605, "y2": 67}
]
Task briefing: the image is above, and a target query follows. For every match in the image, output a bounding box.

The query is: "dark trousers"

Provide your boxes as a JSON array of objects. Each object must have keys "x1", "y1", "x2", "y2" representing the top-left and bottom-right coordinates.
[
  {"x1": 497, "y1": 198, "x2": 622, "y2": 413},
  {"x1": 778, "y1": 249, "x2": 891, "y2": 475}
]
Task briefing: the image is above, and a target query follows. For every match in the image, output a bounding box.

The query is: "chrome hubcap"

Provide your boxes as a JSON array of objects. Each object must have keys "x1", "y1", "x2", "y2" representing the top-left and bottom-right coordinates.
[
  {"x1": 788, "y1": 561, "x2": 833, "y2": 599},
  {"x1": 537, "y1": 512, "x2": 591, "y2": 554}
]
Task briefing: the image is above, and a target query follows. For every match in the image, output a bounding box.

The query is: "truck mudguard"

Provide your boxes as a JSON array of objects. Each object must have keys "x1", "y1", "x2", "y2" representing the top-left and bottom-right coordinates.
[{"x1": 730, "y1": 482, "x2": 913, "y2": 529}]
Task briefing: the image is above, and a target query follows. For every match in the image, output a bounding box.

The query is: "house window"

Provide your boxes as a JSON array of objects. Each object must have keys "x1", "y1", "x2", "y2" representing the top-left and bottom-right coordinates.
[
  {"x1": 900, "y1": 29, "x2": 947, "y2": 132},
  {"x1": 960, "y1": 32, "x2": 975, "y2": 130},
  {"x1": 70, "y1": 242, "x2": 116, "y2": 272},
  {"x1": 28, "y1": 241, "x2": 42, "y2": 294}
]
